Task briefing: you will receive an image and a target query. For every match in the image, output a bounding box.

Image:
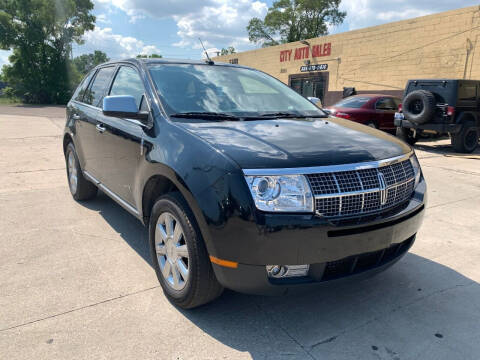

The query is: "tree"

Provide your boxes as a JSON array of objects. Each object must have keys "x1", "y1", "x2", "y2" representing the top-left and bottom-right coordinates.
[
  {"x1": 220, "y1": 46, "x2": 236, "y2": 56},
  {"x1": 136, "y1": 53, "x2": 162, "y2": 58},
  {"x1": 72, "y1": 50, "x2": 109, "y2": 75},
  {"x1": 247, "y1": 0, "x2": 346, "y2": 47},
  {"x1": 0, "y1": 0, "x2": 95, "y2": 104}
]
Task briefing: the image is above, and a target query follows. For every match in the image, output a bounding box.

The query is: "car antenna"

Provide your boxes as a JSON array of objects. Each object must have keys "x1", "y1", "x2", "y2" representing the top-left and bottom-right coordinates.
[{"x1": 199, "y1": 38, "x2": 214, "y2": 65}]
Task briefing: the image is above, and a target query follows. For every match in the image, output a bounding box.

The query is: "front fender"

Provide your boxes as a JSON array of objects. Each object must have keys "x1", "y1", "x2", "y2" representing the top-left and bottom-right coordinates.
[{"x1": 133, "y1": 118, "x2": 251, "y2": 256}]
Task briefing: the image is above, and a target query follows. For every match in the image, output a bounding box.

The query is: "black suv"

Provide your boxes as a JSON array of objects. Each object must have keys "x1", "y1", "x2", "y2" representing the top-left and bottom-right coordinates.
[
  {"x1": 64, "y1": 59, "x2": 426, "y2": 308},
  {"x1": 395, "y1": 79, "x2": 480, "y2": 152}
]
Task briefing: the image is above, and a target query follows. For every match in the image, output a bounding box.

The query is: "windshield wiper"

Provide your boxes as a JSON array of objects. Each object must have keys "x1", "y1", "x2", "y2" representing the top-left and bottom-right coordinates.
[
  {"x1": 170, "y1": 112, "x2": 240, "y2": 120},
  {"x1": 246, "y1": 112, "x2": 328, "y2": 119}
]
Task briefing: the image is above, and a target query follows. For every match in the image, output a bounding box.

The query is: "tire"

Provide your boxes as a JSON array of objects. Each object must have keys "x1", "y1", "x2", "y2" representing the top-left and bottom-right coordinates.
[
  {"x1": 403, "y1": 90, "x2": 436, "y2": 125},
  {"x1": 366, "y1": 121, "x2": 377, "y2": 129},
  {"x1": 149, "y1": 193, "x2": 223, "y2": 309},
  {"x1": 451, "y1": 120, "x2": 479, "y2": 153},
  {"x1": 396, "y1": 127, "x2": 418, "y2": 145},
  {"x1": 65, "y1": 142, "x2": 98, "y2": 201}
]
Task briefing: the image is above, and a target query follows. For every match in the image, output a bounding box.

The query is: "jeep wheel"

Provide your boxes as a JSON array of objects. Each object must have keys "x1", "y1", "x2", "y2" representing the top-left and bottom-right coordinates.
[
  {"x1": 65, "y1": 142, "x2": 98, "y2": 201},
  {"x1": 403, "y1": 90, "x2": 436, "y2": 125},
  {"x1": 451, "y1": 121, "x2": 479, "y2": 153},
  {"x1": 396, "y1": 127, "x2": 418, "y2": 145},
  {"x1": 149, "y1": 193, "x2": 223, "y2": 309}
]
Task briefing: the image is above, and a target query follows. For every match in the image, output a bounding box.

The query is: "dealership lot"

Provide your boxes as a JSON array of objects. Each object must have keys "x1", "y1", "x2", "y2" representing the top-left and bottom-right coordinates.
[{"x1": 1, "y1": 105, "x2": 479, "y2": 360}]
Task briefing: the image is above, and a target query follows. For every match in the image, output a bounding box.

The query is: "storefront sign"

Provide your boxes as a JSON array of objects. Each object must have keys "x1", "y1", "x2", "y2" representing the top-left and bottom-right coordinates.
[
  {"x1": 300, "y1": 64, "x2": 328, "y2": 72},
  {"x1": 280, "y1": 42, "x2": 331, "y2": 62}
]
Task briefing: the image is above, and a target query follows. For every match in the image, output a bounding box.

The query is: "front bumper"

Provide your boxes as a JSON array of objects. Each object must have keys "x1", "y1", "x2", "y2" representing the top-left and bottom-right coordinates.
[
  {"x1": 213, "y1": 235, "x2": 415, "y2": 295},
  {"x1": 209, "y1": 177, "x2": 426, "y2": 295}
]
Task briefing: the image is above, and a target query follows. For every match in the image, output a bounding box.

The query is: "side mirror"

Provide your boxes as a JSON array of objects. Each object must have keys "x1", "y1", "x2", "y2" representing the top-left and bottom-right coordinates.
[
  {"x1": 307, "y1": 96, "x2": 321, "y2": 106},
  {"x1": 103, "y1": 95, "x2": 149, "y2": 123}
]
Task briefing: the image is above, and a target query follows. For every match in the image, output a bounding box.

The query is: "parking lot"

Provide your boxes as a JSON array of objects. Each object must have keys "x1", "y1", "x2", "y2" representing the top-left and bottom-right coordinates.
[{"x1": 1, "y1": 105, "x2": 479, "y2": 360}]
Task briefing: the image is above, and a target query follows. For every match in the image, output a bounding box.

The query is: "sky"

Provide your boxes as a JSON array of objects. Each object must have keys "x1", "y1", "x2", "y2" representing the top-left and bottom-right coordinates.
[{"x1": 0, "y1": 0, "x2": 478, "y2": 68}]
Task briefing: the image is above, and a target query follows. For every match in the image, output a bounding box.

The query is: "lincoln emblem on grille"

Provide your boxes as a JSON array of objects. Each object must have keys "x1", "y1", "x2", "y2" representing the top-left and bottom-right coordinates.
[{"x1": 377, "y1": 171, "x2": 388, "y2": 205}]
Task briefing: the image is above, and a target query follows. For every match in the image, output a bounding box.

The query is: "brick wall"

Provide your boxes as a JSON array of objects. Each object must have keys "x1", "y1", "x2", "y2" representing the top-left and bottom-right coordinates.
[{"x1": 214, "y1": 5, "x2": 480, "y2": 106}]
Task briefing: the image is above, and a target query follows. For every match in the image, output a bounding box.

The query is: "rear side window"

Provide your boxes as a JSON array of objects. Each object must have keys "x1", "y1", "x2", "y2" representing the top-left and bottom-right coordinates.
[
  {"x1": 109, "y1": 66, "x2": 145, "y2": 109},
  {"x1": 375, "y1": 98, "x2": 396, "y2": 110},
  {"x1": 334, "y1": 97, "x2": 370, "y2": 108},
  {"x1": 83, "y1": 67, "x2": 115, "y2": 107},
  {"x1": 73, "y1": 71, "x2": 95, "y2": 102}
]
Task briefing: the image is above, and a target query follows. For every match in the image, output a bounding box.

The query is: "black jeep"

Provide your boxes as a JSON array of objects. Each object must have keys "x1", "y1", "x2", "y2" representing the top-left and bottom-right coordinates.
[{"x1": 395, "y1": 79, "x2": 480, "y2": 152}]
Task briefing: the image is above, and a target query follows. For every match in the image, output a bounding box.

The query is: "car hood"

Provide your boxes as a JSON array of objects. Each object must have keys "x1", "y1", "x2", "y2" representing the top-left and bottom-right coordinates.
[{"x1": 176, "y1": 117, "x2": 411, "y2": 169}]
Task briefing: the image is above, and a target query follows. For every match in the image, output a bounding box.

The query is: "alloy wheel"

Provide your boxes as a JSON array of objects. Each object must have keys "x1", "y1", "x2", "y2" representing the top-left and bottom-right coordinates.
[
  {"x1": 155, "y1": 212, "x2": 190, "y2": 291},
  {"x1": 67, "y1": 150, "x2": 78, "y2": 194}
]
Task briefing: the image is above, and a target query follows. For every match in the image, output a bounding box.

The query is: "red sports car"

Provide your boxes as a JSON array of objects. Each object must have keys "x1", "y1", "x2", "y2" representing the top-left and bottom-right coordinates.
[{"x1": 326, "y1": 94, "x2": 401, "y2": 132}]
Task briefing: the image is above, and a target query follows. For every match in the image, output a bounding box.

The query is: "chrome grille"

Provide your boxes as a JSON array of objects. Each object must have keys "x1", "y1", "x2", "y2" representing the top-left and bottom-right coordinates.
[{"x1": 307, "y1": 159, "x2": 415, "y2": 218}]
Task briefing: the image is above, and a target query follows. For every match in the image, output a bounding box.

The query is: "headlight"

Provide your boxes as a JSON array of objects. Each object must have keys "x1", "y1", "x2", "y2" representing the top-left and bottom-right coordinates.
[
  {"x1": 244, "y1": 175, "x2": 314, "y2": 212},
  {"x1": 410, "y1": 153, "x2": 422, "y2": 187}
]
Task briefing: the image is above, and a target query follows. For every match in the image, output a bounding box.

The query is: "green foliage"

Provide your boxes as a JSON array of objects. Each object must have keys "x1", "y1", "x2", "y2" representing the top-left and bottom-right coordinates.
[
  {"x1": 0, "y1": 0, "x2": 95, "y2": 104},
  {"x1": 220, "y1": 47, "x2": 236, "y2": 56},
  {"x1": 247, "y1": 0, "x2": 346, "y2": 47},
  {"x1": 136, "y1": 53, "x2": 162, "y2": 58},
  {"x1": 72, "y1": 50, "x2": 109, "y2": 75},
  {"x1": 0, "y1": 93, "x2": 21, "y2": 104}
]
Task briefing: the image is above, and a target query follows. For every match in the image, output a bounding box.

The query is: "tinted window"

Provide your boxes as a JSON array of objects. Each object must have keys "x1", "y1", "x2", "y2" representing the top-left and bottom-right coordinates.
[
  {"x1": 148, "y1": 64, "x2": 325, "y2": 117},
  {"x1": 109, "y1": 66, "x2": 145, "y2": 109},
  {"x1": 334, "y1": 96, "x2": 371, "y2": 108},
  {"x1": 375, "y1": 98, "x2": 396, "y2": 110},
  {"x1": 83, "y1": 67, "x2": 115, "y2": 107},
  {"x1": 459, "y1": 85, "x2": 477, "y2": 101},
  {"x1": 73, "y1": 71, "x2": 95, "y2": 102}
]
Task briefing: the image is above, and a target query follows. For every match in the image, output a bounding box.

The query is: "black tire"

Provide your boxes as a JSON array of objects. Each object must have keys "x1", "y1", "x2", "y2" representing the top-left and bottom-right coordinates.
[
  {"x1": 65, "y1": 142, "x2": 97, "y2": 201},
  {"x1": 396, "y1": 127, "x2": 418, "y2": 145},
  {"x1": 451, "y1": 120, "x2": 479, "y2": 153},
  {"x1": 403, "y1": 90, "x2": 436, "y2": 125},
  {"x1": 149, "y1": 193, "x2": 223, "y2": 309}
]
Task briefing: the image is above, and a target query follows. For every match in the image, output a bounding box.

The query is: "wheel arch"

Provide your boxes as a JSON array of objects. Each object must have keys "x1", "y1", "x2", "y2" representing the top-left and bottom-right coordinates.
[
  {"x1": 366, "y1": 119, "x2": 379, "y2": 128},
  {"x1": 140, "y1": 170, "x2": 215, "y2": 255},
  {"x1": 63, "y1": 133, "x2": 74, "y2": 154},
  {"x1": 142, "y1": 174, "x2": 179, "y2": 223},
  {"x1": 456, "y1": 111, "x2": 479, "y2": 126}
]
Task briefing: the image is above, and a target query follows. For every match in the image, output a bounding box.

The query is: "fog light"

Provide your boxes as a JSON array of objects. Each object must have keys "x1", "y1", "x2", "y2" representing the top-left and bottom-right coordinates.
[{"x1": 266, "y1": 264, "x2": 310, "y2": 278}]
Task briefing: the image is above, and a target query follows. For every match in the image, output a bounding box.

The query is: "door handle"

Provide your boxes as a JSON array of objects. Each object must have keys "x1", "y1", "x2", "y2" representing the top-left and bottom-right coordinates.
[
  {"x1": 96, "y1": 124, "x2": 106, "y2": 133},
  {"x1": 72, "y1": 114, "x2": 80, "y2": 120}
]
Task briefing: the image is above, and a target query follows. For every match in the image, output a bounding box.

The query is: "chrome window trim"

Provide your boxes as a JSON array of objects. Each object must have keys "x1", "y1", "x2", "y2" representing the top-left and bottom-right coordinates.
[
  {"x1": 71, "y1": 100, "x2": 148, "y2": 128},
  {"x1": 71, "y1": 99, "x2": 101, "y2": 110},
  {"x1": 242, "y1": 152, "x2": 413, "y2": 176}
]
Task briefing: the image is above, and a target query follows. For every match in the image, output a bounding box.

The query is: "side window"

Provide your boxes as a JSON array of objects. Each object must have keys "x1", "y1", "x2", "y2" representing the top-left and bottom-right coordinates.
[
  {"x1": 458, "y1": 85, "x2": 477, "y2": 102},
  {"x1": 376, "y1": 98, "x2": 396, "y2": 110},
  {"x1": 109, "y1": 66, "x2": 145, "y2": 109},
  {"x1": 83, "y1": 67, "x2": 115, "y2": 107},
  {"x1": 73, "y1": 70, "x2": 95, "y2": 102}
]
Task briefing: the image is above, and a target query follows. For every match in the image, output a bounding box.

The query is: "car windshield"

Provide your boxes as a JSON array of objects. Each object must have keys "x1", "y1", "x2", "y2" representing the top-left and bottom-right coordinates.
[
  {"x1": 333, "y1": 96, "x2": 371, "y2": 108},
  {"x1": 148, "y1": 64, "x2": 326, "y2": 118}
]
